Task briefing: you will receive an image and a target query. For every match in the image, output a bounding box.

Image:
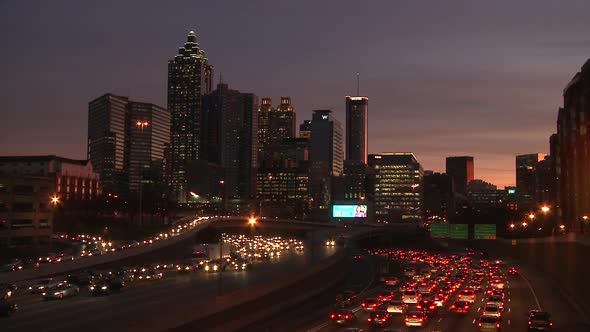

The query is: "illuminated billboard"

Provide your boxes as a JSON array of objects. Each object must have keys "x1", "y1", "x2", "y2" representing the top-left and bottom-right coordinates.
[{"x1": 333, "y1": 204, "x2": 368, "y2": 218}]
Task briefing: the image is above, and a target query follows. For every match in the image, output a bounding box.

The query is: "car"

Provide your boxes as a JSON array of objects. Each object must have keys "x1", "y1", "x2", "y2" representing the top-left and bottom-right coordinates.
[
  {"x1": 417, "y1": 282, "x2": 435, "y2": 295},
  {"x1": 381, "y1": 275, "x2": 399, "y2": 286},
  {"x1": 329, "y1": 309, "x2": 356, "y2": 325},
  {"x1": 204, "y1": 259, "x2": 227, "y2": 272},
  {"x1": 176, "y1": 262, "x2": 196, "y2": 273},
  {"x1": 528, "y1": 310, "x2": 553, "y2": 331},
  {"x1": 42, "y1": 283, "x2": 79, "y2": 300},
  {"x1": 1, "y1": 283, "x2": 17, "y2": 300},
  {"x1": 15, "y1": 259, "x2": 39, "y2": 270},
  {"x1": 386, "y1": 300, "x2": 408, "y2": 314},
  {"x1": 507, "y1": 267, "x2": 518, "y2": 275},
  {"x1": 352, "y1": 254, "x2": 363, "y2": 260},
  {"x1": 416, "y1": 299, "x2": 437, "y2": 314},
  {"x1": 433, "y1": 292, "x2": 448, "y2": 307},
  {"x1": 90, "y1": 277, "x2": 124, "y2": 296},
  {"x1": 450, "y1": 300, "x2": 471, "y2": 314},
  {"x1": 482, "y1": 304, "x2": 501, "y2": 318},
  {"x1": 487, "y1": 295, "x2": 504, "y2": 311},
  {"x1": 404, "y1": 310, "x2": 428, "y2": 327},
  {"x1": 367, "y1": 310, "x2": 392, "y2": 326},
  {"x1": 402, "y1": 289, "x2": 421, "y2": 304},
  {"x1": 53, "y1": 253, "x2": 74, "y2": 263},
  {"x1": 336, "y1": 291, "x2": 358, "y2": 306},
  {"x1": 478, "y1": 315, "x2": 502, "y2": 331},
  {"x1": 458, "y1": 289, "x2": 476, "y2": 303},
  {"x1": 135, "y1": 269, "x2": 163, "y2": 280},
  {"x1": 377, "y1": 289, "x2": 395, "y2": 302},
  {"x1": 29, "y1": 279, "x2": 60, "y2": 293},
  {"x1": 325, "y1": 239, "x2": 335, "y2": 246},
  {"x1": 0, "y1": 300, "x2": 17, "y2": 316},
  {"x1": 67, "y1": 271, "x2": 95, "y2": 286},
  {"x1": 490, "y1": 279, "x2": 505, "y2": 290},
  {"x1": 361, "y1": 298, "x2": 381, "y2": 311},
  {"x1": 342, "y1": 328, "x2": 364, "y2": 332}
]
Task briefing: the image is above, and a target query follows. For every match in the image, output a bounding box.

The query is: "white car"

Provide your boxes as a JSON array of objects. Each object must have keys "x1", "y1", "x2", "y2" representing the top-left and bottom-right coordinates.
[
  {"x1": 481, "y1": 304, "x2": 502, "y2": 318},
  {"x1": 386, "y1": 300, "x2": 408, "y2": 314},
  {"x1": 402, "y1": 290, "x2": 421, "y2": 304}
]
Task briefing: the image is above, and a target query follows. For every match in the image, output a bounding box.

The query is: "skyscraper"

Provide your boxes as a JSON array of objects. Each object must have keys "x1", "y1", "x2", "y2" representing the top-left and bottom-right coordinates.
[
  {"x1": 368, "y1": 153, "x2": 423, "y2": 222},
  {"x1": 299, "y1": 120, "x2": 312, "y2": 140},
  {"x1": 87, "y1": 93, "x2": 128, "y2": 194},
  {"x1": 345, "y1": 96, "x2": 368, "y2": 164},
  {"x1": 423, "y1": 172, "x2": 454, "y2": 222},
  {"x1": 516, "y1": 153, "x2": 546, "y2": 209},
  {"x1": 202, "y1": 83, "x2": 258, "y2": 200},
  {"x1": 445, "y1": 156, "x2": 474, "y2": 196},
  {"x1": 257, "y1": 97, "x2": 296, "y2": 166},
  {"x1": 167, "y1": 31, "x2": 214, "y2": 202},
  {"x1": 127, "y1": 102, "x2": 170, "y2": 193},
  {"x1": 310, "y1": 110, "x2": 343, "y2": 176},
  {"x1": 309, "y1": 110, "x2": 343, "y2": 209}
]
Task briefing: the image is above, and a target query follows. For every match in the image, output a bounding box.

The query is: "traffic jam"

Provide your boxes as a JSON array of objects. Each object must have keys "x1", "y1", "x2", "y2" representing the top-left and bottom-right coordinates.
[
  {"x1": 325, "y1": 249, "x2": 553, "y2": 331},
  {"x1": 0, "y1": 233, "x2": 305, "y2": 317}
]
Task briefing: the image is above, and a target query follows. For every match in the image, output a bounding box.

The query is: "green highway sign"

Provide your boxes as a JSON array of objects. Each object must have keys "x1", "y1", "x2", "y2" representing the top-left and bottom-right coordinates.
[
  {"x1": 474, "y1": 224, "x2": 497, "y2": 240},
  {"x1": 450, "y1": 224, "x2": 468, "y2": 239},
  {"x1": 430, "y1": 224, "x2": 450, "y2": 238}
]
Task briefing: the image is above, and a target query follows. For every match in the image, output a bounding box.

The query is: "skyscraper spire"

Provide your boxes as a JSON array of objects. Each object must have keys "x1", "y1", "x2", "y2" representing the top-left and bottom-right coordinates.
[{"x1": 356, "y1": 72, "x2": 360, "y2": 96}]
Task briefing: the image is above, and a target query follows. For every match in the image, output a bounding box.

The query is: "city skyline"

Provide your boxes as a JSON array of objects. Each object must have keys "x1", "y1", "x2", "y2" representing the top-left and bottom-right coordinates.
[{"x1": 2, "y1": 1, "x2": 590, "y2": 187}]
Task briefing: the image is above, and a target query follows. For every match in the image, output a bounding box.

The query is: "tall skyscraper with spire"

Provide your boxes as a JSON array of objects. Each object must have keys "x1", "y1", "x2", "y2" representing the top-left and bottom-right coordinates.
[
  {"x1": 257, "y1": 97, "x2": 296, "y2": 167},
  {"x1": 167, "y1": 31, "x2": 214, "y2": 202},
  {"x1": 345, "y1": 96, "x2": 369, "y2": 164}
]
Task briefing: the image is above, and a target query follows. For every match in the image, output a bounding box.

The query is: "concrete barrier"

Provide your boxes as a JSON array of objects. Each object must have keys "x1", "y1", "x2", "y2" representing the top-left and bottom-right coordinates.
[{"x1": 0, "y1": 218, "x2": 211, "y2": 284}]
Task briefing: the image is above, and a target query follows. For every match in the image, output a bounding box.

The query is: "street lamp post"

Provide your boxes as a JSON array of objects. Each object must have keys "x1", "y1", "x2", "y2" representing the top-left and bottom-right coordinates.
[{"x1": 136, "y1": 121, "x2": 149, "y2": 227}]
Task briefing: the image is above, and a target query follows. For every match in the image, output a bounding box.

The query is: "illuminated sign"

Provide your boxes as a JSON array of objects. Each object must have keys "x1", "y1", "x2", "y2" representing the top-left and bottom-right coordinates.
[
  {"x1": 507, "y1": 189, "x2": 516, "y2": 194},
  {"x1": 321, "y1": 115, "x2": 329, "y2": 120},
  {"x1": 332, "y1": 205, "x2": 368, "y2": 218}
]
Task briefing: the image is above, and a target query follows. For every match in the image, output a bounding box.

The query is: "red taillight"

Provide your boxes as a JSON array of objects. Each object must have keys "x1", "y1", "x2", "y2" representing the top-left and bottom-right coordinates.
[
  {"x1": 549, "y1": 322, "x2": 553, "y2": 326},
  {"x1": 419, "y1": 318, "x2": 423, "y2": 322},
  {"x1": 451, "y1": 305, "x2": 455, "y2": 308},
  {"x1": 478, "y1": 322, "x2": 482, "y2": 327},
  {"x1": 528, "y1": 321, "x2": 532, "y2": 325},
  {"x1": 405, "y1": 317, "x2": 409, "y2": 321},
  {"x1": 345, "y1": 315, "x2": 350, "y2": 319},
  {"x1": 362, "y1": 303, "x2": 366, "y2": 307},
  {"x1": 367, "y1": 318, "x2": 372, "y2": 322},
  {"x1": 496, "y1": 323, "x2": 501, "y2": 328}
]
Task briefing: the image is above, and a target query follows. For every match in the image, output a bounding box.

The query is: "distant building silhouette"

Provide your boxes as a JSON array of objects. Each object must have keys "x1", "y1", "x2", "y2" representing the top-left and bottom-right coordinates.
[
  {"x1": 445, "y1": 156, "x2": 474, "y2": 197},
  {"x1": 345, "y1": 96, "x2": 368, "y2": 164}
]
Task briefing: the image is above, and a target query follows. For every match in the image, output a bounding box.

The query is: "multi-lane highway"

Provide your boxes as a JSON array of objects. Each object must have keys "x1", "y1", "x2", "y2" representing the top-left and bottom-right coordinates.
[
  {"x1": 0, "y1": 231, "x2": 337, "y2": 332},
  {"x1": 243, "y1": 239, "x2": 590, "y2": 332}
]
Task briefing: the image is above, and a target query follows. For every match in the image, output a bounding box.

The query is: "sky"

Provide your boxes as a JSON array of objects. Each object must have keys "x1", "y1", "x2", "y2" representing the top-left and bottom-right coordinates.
[{"x1": 1, "y1": 0, "x2": 590, "y2": 187}]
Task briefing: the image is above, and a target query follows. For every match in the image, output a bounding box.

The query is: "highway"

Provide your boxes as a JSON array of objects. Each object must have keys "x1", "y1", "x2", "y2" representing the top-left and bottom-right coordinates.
[
  {"x1": 242, "y1": 238, "x2": 590, "y2": 332},
  {"x1": 0, "y1": 232, "x2": 337, "y2": 332}
]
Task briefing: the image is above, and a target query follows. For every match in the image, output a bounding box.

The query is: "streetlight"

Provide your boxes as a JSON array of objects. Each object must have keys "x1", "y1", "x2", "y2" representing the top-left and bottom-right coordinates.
[
  {"x1": 248, "y1": 217, "x2": 257, "y2": 226},
  {"x1": 136, "y1": 120, "x2": 149, "y2": 227},
  {"x1": 541, "y1": 206, "x2": 550, "y2": 213},
  {"x1": 522, "y1": 221, "x2": 528, "y2": 227},
  {"x1": 528, "y1": 213, "x2": 535, "y2": 220},
  {"x1": 509, "y1": 223, "x2": 516, "y2": 229},
  {"x1": 51, "y1": 196, "x2": 59, "y2": 205}
]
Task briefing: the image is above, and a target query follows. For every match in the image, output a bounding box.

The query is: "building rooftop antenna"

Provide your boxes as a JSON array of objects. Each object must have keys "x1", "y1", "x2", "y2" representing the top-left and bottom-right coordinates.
[{"x1": 356, "y1": 72, "x2": 360, "y2": 96}]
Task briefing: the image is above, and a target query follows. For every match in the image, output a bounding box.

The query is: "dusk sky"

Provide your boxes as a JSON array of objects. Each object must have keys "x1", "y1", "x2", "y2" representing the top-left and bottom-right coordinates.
[{"x1": 2, "y1": 0, "x2": 590, "y2": 187}]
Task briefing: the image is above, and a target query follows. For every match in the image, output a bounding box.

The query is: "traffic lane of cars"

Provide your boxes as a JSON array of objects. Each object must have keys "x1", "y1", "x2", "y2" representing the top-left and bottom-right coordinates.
[
  {"x1": 1, "y1": 249, "x2": 330, "y2": 331},
  {"x1": 310, "y1": 265, "x2": 537, "y2": 332}
]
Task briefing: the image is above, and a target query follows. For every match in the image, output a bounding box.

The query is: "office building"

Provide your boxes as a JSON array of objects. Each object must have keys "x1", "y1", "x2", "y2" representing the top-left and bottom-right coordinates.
[
  {"x1": 257, "y1": 97, "x2": 296, "y2": 167},
  {"x1": 87, "y1": 93, "x2": 128, "y2": 194},
  {"x1": 345, "y1": 96, "x2": 368, "y2": 164},
  {"x1": 256, "y1": 165, "x2": 309, "y2": 219},
  {"x1": 127, "y1": 102, "x2": 170, "y2": 193},
  {"x1": 202, "y1": 83, "x2": 258, "y2": 201},
  {"x1": 299, "y1": 120, "x2": 312, "y2": 140},
  {"x1": 535, "y1": 155, "x2": 553, "y2": 207},
  {"x1": 167, "y1": 31, "x2": 214, "y2": 202},
  {"x1": 279, "y1": 138, "x2": 309, "y2": 168},
  {"x1": 445, "y1": 156, "x2": 474, "y2": 196},
  {"x1": 0, "y1": 175, "x2": 55, "y2": 246},
  {"x1": 368, "y1": 153, "x2": 423, "y2": 222},
  {"x1": 555, "y1": 59, "x2": 590, "y2": 229},
  {"x1": 423, "y1": 172, "x2": 454, "y2": 222},
  {"x1": 516, "y1": 153, "x2": 546, "y2": 209},
  {"x1": 309, "y1": 110, "x2": 343, "y2": 209},
  {"x1": 467, "y1": 179, "x2": 505, "y2": 211},
  {"x1": 342, "y1": 160, "x2": 368, "y2": 200},
  {"x1": 0, "y1": 155, "x2": 100, "y2": 201}
]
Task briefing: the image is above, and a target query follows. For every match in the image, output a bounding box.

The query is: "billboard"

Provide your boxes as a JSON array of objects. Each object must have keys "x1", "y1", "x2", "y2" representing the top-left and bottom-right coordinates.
[{"x1": 332, "y1": 204, "x2": 368, "y2": 218}]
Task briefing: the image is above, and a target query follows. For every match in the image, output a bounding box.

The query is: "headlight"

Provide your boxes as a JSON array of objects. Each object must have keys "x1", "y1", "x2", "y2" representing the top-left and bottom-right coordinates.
[
  {"x1": 90, "y1": 286, "x2": 95, "y2": 290},
  {"x1": 205, "y1": 266, "x2": 210, "y2": 271},
  {"x1": 54, "y1": 292, "x2": 60, "y2": 295},
  {"x1": 101, "y1": 286, "x2": 107, "y2": 290},
  {"x1": 213, "y1": 265, "x2": 218, "y2": 271},
  {"x1": 42, "y1": 292, "x2": 46, "y2": 296},
  {"x1": 28, "y1": 286, "x2": 33, "y2": 290}
]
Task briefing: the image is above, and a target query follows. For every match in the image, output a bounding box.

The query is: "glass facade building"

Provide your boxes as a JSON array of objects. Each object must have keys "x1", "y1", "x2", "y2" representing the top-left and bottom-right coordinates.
[
  {"x1": 368, "y1": 153, "x2": 423, "y2": 222},
  {"x1": 167, "y1": 31, "x2": 214, "y2": 202}
]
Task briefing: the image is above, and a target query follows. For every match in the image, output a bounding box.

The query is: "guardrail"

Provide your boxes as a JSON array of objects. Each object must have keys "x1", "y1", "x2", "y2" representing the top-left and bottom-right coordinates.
[{"x1": 0, "y1": 218, "x2": 212, "y2": 284}]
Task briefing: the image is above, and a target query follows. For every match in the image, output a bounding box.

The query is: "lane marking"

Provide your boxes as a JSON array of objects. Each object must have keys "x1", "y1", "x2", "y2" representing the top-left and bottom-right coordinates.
[
  {"x1": 472, "y1": 318, "x2": 476, "y2": 324},
  {"x1": 520, "y1": 272, "x2": 542, "y2": 310}
]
